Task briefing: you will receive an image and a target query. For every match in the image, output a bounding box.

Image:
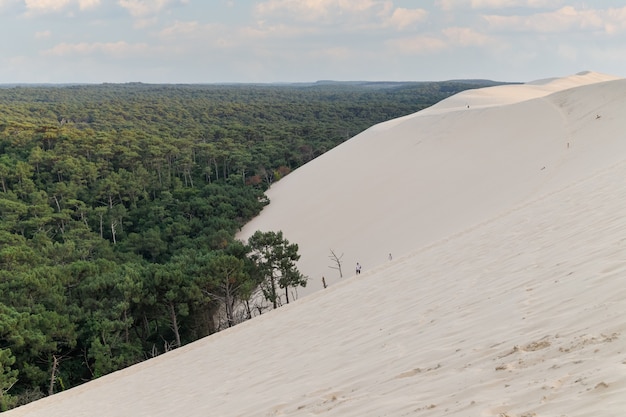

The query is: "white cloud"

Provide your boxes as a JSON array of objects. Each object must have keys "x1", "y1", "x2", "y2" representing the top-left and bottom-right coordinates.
[
  {"x1": 255, "y1": 0, "x2": 389, "y2": 24},
  {"x1": 42, "y1": 41, "x2": 149, "y2": 58},
  {"x1": 257, "y1": 0, "x2": 379, "y2": 16},
  {"x1": 472, "y1": 0, "x2": 562, "y2": 7},
  {"x1": 437, "y1": 0, "x2": 564, "y2": 11},
  {"x1": 484, "y1": 6, "x2": 623, "y2": 34},
  {"x1": 388, "y1": 25, "x2": 497, "y2": 57},
  {"x1": 20, "y1": 0, "x2": 99, "y2": 15},
  {"x1": 78, "y1": 0, "x2": 99, "y2": 10},
  {"x1": 25, "y1": 0, "x2": 71, "y2": 12},
  {"x1": 252, "y1": 1, "x2": 431, "y2": 44},
  {"x1": 387, "y1": 7, "x2": 428, "y2": 30},
  {"x1": 117, "y1": 0, "x2": 188, "y2": 28},
  {"x1": 159, "y1": 20, "x2": 201, "y2": 38},
  {"x1": 117, "y1": 0, "x2": 185, "y2": 17},
  {"x1": 442, "y1": 27, "x2": 494, "y2": 46}
]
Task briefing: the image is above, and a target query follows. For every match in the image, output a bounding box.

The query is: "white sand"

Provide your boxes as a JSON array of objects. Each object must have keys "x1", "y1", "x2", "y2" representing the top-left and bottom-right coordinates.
[{"x1": 8, "y1": 71, "x2": 626, "y2": 416}]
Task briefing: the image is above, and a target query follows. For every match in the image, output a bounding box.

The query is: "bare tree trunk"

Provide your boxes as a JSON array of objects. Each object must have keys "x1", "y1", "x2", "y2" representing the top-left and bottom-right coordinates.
[
  {"x1": 49, "y1": 355, "x2": 59, "y2": 396},
  {"x1": 52, "y1": 195, "x2": 62, "y2": 212},
  {"x1": 168, "y1": 302, "x2": 181, "y2": 348},
  {"x1": 111, "y1": 221, "x2": 117, "y2": 244}
]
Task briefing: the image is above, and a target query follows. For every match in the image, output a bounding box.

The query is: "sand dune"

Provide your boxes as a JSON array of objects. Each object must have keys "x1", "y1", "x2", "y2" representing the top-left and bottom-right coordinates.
[
  {"x1": 238, "y1": 70, "x2": 626, "y2": 294},
  {"x1": 7, "y1": 71, "x2": 626, "y2": 416}
]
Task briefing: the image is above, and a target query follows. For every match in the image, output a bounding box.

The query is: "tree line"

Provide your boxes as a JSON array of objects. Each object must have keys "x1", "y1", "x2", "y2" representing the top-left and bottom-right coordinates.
[{"x1": 0, "y1": 79, "x2": 504, "y2": 409}]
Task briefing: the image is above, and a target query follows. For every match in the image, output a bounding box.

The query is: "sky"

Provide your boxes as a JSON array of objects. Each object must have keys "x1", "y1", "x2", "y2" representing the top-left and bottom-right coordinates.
[{"x1": 1, "y1": 0, "x2": 625, "y2": 84}]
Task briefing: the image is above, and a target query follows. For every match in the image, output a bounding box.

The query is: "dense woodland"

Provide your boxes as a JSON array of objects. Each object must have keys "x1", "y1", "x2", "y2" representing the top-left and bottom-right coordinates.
[{"x1": 0, "y1": 79, "x2": 504, "y2": 409}]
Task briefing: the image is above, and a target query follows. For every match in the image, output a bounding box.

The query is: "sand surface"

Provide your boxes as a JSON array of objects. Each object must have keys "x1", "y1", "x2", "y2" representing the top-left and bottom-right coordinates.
[
  {"x1": 238, "y1": 70, "x2": 624, "y2": 295},
  {"x1": 7, "y1": 71, "x2": 626, "y2": 417}
]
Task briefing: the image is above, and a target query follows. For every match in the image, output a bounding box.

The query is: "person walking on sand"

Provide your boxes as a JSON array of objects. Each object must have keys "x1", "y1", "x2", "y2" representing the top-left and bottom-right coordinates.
[{"x1": 356, "y1": 262, "x2": 362, "y2": 275}]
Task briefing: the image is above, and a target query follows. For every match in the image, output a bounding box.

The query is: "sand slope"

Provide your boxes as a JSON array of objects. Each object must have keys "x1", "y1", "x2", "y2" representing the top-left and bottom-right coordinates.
[
  {"x1": 7, "y1": 71, "x2": 626, "y2": 417},
  {"x1": 238, "y1": 71, "x2": 624, "y2": 294}
]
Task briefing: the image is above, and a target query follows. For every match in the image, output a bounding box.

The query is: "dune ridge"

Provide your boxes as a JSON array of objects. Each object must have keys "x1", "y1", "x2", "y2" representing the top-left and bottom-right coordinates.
[{"x1": 7, "y1": 71, "x2": 626, "y2": 416}]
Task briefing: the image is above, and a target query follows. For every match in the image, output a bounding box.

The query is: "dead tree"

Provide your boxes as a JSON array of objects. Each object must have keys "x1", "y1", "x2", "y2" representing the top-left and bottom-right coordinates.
[{"x1": 328, "y1": 249, "x2": 344, "y2": 278}]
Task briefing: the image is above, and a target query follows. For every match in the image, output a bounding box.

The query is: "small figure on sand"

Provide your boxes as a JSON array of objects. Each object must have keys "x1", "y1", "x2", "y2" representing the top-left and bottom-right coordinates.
[
  {"x1": 388, "y1": 253, "x2": 393, "y2": 261},
  {"x1": 356, "y1": 262, "x2": 362, "y2": 275}
]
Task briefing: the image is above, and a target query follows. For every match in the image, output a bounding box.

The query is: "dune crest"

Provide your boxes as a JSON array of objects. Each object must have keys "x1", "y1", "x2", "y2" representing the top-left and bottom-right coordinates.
[
  {"x1": 419, "y1": 70, "x2": 620, "y2": 113},
  {"x1": 8, "y1": 72, "x2": 626, "y2": 416}
]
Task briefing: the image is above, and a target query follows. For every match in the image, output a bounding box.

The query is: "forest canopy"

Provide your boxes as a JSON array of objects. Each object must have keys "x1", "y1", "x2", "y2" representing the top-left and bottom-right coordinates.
[{"x1": 0, "y1": 79, "x2": 506, "y2": 409}]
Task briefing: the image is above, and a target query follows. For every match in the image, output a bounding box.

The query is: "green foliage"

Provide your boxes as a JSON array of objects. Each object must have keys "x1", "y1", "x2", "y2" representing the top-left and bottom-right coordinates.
[
  {"x1": 0, "y1": 348, "x2": 18, "y2": 411},
  {"x1": 247, "y1": 230, "x2": 307, "y2": 308},
  {"x1": 0, "y1": 80, "x2": 501, "y2": 408}
]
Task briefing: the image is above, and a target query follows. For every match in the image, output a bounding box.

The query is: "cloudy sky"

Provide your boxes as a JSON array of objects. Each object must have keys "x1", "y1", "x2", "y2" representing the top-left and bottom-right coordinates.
[{"x1": 1, "y1": 0, "x2": 625, "y2": 84}]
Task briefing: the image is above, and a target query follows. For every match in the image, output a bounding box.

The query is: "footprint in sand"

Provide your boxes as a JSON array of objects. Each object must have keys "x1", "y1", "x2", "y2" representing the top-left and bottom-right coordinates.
[
  {"x1": 594, "y1": 381, "x2": 609, "y2": 390},
  {"x1": 394, "y1": 364, "x2": 442, "y2": 379},
  {"x1": 395, "y1": 368, "x2": 422, "y2": 378},
  {"x1": 522, "y1": 339, "x2": 551, "y2": 352}
]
